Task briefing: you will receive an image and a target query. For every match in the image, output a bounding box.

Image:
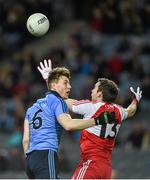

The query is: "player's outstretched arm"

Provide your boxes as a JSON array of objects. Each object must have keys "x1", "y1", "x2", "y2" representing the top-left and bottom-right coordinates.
[
  {"x1": 57, "y1": 111, "x2": 116, "y2": 131},
  {"x1": 126, "y1": 87, "x2": 142, "y2": 118},
  {"x1": 37, "y1": 59, "x2": 52, "y2": 86}
]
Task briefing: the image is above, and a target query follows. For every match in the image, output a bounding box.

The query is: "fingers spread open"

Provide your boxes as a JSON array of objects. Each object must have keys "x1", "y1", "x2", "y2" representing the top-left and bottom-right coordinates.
[
  {"x1": 48, "y1": 59, "x2": 52, "y2": 69},
  {"x1": 40, "y1": 62, "x2": 45, "y2": 69},
  {"x1": 44, "y1": 59, "x2": 48, "y2": 68}
]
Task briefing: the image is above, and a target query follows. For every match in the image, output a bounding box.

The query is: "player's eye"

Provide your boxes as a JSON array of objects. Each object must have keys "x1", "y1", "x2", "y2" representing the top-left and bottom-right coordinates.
[{"x1": 64, "y1": 81, "x2": 68, "y2": 85}]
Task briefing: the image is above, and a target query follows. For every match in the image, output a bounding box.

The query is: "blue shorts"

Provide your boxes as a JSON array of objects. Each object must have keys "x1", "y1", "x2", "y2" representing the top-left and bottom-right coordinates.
[{"x1": 26, "y1": 149, "x2": 59, "y2": 179}]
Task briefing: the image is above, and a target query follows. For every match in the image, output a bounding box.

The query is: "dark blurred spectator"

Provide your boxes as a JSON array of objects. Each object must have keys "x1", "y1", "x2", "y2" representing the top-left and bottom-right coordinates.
[
  {"x1": 117, "y1": 33, "x2": 130, "y2": 53},
  {"x1": 126, "y1": 122, "x2": 145, "y2": 150},
  {"x1": 100, "y1": 0, "x2": 122, "y2": 34},
  {"x1": 124, "y1": 56, "x2": 144, "y2": 79},
  {"x1": 140, "y1": 2, "x2": 150, "y2": 32},
  {"x1": 72, "y1": 0, "x2": 87, "y2": 19},
  {"x1": 142, "y1": 129, "x2": 150, "y2": 150},
  {"x1": 0, "y1": 97, "x2": 15, "y2": 132},
  {"x1": 120, "y1": 0, "x2": 143, "y2": 34},
  {"x1": 92, "y1": 52, "x2": 107, "y2": 79},
  {"x1": 141, "y1": 75, "x2": 150, "y2": 100},
  {"x1": 78, "y1": 51, "x2": 93, "y2": 75},
  {"x1": 65, "y1": 34, "x2": 80, "y2": 74},
  {"x1": 80, "y1": 75, "x2": 95, "y2": 99},
  {"x1": 141, "y1": 75, "x2": 150, "y2": 110},
  {"x1": 107, "y1": 52, "x2": 124, "y2": 76},
  {"x1": 89, "y1": 7, "x2": 103, "y2": 32}
]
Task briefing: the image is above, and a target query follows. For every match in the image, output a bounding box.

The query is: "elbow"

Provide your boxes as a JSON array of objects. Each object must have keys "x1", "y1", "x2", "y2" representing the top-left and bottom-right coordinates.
[
  {"x1": 127, "y1": 110, "x2": 136, "y2": 118},
  {"x1": 22, "y1": 139, "x2": 29, "y2": 148},
  {"x1": 64, "y1": 125, "x2": 73, "y2": 131},
  {"x1": 63, "y1": 124, "x2": 75, "y2": 131},
  {"x1": 128, "y1": 113, "x2": 134, "y2": 118},
  {"x1": 127, "y1": 106, "x2": 137, "y2": 118},
  {"x1": 22, "y1": 138, "x2": 29, "y2": 145}
]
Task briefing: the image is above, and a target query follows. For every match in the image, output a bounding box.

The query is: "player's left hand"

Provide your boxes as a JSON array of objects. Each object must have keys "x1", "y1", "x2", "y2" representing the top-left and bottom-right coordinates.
[
  {"x1": 95, "y1": 112, "x2": 117, "y2": 125},
  {"x1": 37, "y1": 59, "x2": 52, "y2": 80},
  {"x1": 130, "y1": 86, "x2": 142, "y2": 103}
]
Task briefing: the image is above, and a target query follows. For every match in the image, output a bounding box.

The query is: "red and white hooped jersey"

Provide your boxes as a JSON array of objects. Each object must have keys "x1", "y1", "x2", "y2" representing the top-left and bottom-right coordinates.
[{"x1": 72, "y1": 100, "x2": 128, "y2": 159}]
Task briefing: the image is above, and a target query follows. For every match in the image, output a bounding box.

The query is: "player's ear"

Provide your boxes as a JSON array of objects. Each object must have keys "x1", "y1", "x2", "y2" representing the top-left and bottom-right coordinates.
[
  {"x1": 97, "y1": 91, "x2": 103, "y2": 99},
  {"x1": 50, "y1": 82, "x2": 57, "y2": 90}
]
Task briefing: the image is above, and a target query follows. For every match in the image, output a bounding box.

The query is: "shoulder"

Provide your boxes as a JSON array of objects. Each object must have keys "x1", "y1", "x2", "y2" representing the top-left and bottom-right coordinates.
[
  {"x1": 47, "y1": 94, "x2": 67, "y2": 111},
  {"x1": 113, "y1": 103, "x2": 125, "y2": 110},
  {"x1": 73, "y1": 99, "x2": 91, "y2": 106},
  {"x1": 112, "y1": 103, "x2": 127, "y2": 121},
  {"x1": 46, "y1": 94, "x2": 64, "y2": 104},
  {"x1": 47, "y1": 93, "x2": 64, "y2": 101},
  {"x1": 25, "y1": 106, "x2": 33, "y2": 115}
]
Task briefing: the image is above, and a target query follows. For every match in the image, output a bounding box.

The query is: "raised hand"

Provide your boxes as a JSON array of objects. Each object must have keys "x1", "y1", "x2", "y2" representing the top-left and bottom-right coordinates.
[
  {"x1": 37, "y1": 59, "x2": 52, "y2": 80},
  {"x1": 130, "y1": 87, "x2": 142, "y2": 103}
]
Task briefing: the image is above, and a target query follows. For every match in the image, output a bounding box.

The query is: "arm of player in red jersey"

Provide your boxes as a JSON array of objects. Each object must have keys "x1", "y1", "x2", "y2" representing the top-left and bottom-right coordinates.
[{"x1": 126, "y1": 87, "x2": 142, "y2": 118}]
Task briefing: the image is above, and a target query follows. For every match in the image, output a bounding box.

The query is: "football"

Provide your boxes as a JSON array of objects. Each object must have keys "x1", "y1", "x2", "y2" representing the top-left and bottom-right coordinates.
[{"x1": 26, "y1": 13, "x2": 50, "y2": 37}]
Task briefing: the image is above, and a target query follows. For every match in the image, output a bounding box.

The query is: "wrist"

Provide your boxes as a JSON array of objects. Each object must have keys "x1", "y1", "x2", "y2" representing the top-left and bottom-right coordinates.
[
  {"x1": 94, "y1": 117, "x2": 106, "y2": 125},
  {"x1": 94, "y1": 118, "x2": 99, "y2": 125},
  {"x1": 133, "y1": 98, "x2": 138, "y2": 105}
]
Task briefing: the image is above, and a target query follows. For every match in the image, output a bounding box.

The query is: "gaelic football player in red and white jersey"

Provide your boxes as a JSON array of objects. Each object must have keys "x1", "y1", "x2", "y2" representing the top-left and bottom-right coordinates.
[
  {"x1": 38, "y1": 60, "x2": 142, "y2": 179},
  {"x1": 67, "y1": 78, "x2": 142, "y2": 179}
]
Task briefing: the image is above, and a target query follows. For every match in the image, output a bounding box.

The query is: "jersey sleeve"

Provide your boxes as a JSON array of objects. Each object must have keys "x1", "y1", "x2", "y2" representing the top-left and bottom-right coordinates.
[
  {"x1": 72, "y1": 100, "x2": 91, "y2": 115},
  {"x1": 25, "y1": 108, "x2": 30, "y2": 121},
  {"x1": 54, "y1": 98, "x2": 69, "y2": 118},
  {"x1": 119, "y1": 106, "x2": 128, "y2": 121}
]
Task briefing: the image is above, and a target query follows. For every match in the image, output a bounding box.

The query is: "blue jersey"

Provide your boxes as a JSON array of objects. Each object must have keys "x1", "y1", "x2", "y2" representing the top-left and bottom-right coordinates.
[{"x1": 25, "y1": 91, "x2": 68, "y2": 153}]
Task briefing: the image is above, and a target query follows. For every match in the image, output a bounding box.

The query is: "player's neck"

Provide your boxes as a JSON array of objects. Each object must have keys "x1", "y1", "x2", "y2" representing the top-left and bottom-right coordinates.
[{"x1": 92, "y1": 98, "x2": 104, "y2": 103}]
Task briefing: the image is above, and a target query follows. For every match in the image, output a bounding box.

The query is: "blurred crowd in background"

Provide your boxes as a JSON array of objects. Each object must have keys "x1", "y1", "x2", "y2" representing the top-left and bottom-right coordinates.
[{"x1": 0, "y1": 0, "x2": 150, "y2": 177}]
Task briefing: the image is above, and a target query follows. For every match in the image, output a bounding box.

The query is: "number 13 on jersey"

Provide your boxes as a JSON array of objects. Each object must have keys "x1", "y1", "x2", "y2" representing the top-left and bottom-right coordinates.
[{"x1": 100, "y1": 123, "x2": 120, "y2": 140}]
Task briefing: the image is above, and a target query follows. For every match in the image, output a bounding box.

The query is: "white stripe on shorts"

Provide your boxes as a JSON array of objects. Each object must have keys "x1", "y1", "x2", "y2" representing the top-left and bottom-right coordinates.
[{"x1": 76, "y1": 159, "x2": 92, "y2": 179}]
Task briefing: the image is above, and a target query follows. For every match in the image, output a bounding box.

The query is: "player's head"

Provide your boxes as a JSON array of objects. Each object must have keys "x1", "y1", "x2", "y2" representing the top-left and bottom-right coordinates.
[
  {"x1": 48, "y1": 67, "x2": 71, "y2": 99},
  {"x1": 91, "y1": 78, "x2": 119, "y2": 103}
]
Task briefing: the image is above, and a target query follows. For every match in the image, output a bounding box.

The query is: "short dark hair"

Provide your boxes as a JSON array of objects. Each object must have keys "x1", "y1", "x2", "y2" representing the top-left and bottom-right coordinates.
[
  {"x1": 48, "y1": 67, "x2": 71, "y2": 90},
  {"x1": 97, "y1": 78, "x2": 119, "y2": 103}
]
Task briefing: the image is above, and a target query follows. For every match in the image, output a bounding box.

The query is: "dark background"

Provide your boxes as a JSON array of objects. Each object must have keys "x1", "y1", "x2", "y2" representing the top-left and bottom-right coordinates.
[{"x1": 0, "y1": 0, "x2": 150, "y2": 178}]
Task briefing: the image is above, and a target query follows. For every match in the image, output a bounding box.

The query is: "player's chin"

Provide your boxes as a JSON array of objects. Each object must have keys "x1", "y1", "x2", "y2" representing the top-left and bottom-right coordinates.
[{"x1": 64, "y1": 92, "x2": 70, "y2": 99}]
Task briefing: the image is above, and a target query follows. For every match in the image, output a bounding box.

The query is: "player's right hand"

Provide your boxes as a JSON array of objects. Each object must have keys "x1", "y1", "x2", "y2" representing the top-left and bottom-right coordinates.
[
  {"x1": 37, "y1": 59, "x2": 52, "y2": 80},
  {"x1": 95, "y1": 112, "x2": 117, "y2": 125},
  {"x1": 130, "y1": 87, "x2": 142, "y2": 103}
]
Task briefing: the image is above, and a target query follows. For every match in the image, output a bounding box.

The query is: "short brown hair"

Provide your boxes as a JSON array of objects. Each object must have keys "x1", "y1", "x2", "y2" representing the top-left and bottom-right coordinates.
[
  {"x1": 48, "y1": 67, "x2": 71, "y2": 90},
  {"x1": 97, "y1": 78, "x2": 119, "y2": 103}
]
